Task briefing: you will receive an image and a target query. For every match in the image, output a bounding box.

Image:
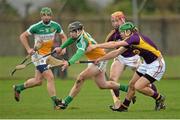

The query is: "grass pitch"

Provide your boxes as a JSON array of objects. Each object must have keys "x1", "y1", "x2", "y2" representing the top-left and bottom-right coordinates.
[
  {"x1": 0, "y1": 79, "x2": 180, "y2": 119},
  {"x1": 0, "y1": 56, "x2": 180, "y2": 118}
]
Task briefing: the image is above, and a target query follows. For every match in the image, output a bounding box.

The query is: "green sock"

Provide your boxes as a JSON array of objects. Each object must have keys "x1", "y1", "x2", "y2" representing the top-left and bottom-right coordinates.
[
  {"x1": 119, "y1": 84, "x2": 129, "y2": 92},
  {"x1": 51, "y1": 96, "x2": 57, "y2": 106},
  {"x1": 16, "y1": 84, "x2": 26, "y2": 92},
  {"x1": 64, "y1": 96, "x2": 73, "y2": 106}
]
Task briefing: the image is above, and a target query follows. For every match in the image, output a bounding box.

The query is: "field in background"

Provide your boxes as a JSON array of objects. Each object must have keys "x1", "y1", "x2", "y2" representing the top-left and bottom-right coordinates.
[
  {"x1": 0, "y1": 56, "x2": 180, "y2": 80},
  {"x1": 0, "y1": 79, "x2": 180, "y2": 119},
  {"x1": 0, "y1": 56, "x2": 180, "y2": 118}
]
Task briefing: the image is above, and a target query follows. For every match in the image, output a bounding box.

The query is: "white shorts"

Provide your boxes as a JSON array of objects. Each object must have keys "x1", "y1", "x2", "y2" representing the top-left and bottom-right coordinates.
[
  {"x1": 88, "y1": 61, "x2": 107, "y2": 72},
  {"x1": 31, "y1": 53, "x2": 48, "y2": 67},
  {"x1": 115, "y1": 55, "x2": 141, "y2": 68},
  {"x1": 137, "y1": 57, "x2": 166, "y2": 81}
]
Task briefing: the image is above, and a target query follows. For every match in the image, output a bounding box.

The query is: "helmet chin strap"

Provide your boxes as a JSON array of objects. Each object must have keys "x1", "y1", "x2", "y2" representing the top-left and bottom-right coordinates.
[
  {"x1": 124, "y1": 30, "x2": 131, "y2": 37},
  {"x1": 76, "y1": 30, "x2": 83, "y2": 38}
]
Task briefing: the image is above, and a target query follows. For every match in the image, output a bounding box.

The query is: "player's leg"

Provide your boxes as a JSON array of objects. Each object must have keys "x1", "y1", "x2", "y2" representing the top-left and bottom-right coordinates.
[
  {"x1": 123, "y1": 57, "x2": 165, "y2": 111},
  {"x1": 93, "y1": 60, "x2": 131, "y2": 92},
  {"x1": 13, "y1": 70, "x2": 43, "y2": 102},
  {"x1": 61, "y1": 64, "x2": 100, "y2": 109},
  {"x1": 92, "y1": 60, "x2": 122, "y2": 90},
  {"x1": 94, "y1": 68, "x2": 136, "y2": 111},
  {"x1": 109, "y1": 60, "x2": 126, "y2": 108},
  {"x1": 109, "y1": 55, "x2": 141, "y2": 108},
  {"x1": 136, "y1": 57, "x2": 166, "y2": 111},
  {"x1": 134, "y1": 76, "x2": 155, "y2": 96},
  {"x1": 42, "y1": 68, "x2": 61, "y2": 109},
  {"x1": 42, "y1": 69, "x2": 55, "y2": 96},
  {"x1": 24, "y1": 70, "x2": 43, "y2": 88},
  {"x1": 134, "y1": 76, "x2": 166, "y2": 110},
  {"x1": 110, "y1": 71, "x2": 140, "y2": 112},
  {"x1": 94, "y1": 71, "x2": 121, "y2": 90}
]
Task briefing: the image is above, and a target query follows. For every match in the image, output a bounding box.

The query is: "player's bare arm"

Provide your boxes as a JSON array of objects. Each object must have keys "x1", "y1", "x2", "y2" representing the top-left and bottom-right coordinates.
[
  {"x1": 59, "y1": 33, "x2": 67, "y2": 43},
  {"x1": 88, "y1": 41, "x2": 128, "y2": 52},
  {"x1": 19, "y1": 31, "x2": 34, "y2": 55},
  {"x1": 61, "y1": 60, "x2": 69, "y2": 71},
  {"x1": 96, "y1": 47, "x2": 127, "y2": 63}
]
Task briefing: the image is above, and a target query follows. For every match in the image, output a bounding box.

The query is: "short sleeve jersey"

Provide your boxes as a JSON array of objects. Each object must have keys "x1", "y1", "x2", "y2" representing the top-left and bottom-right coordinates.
[
  {"x1": 105, "y1": 29, "x2": 135, "y2": 57},
  {"x1": 76, "y1": 31, "x2": 106, "y2": 60},
  {"x1": 27, "y1": 20, "x2": 64, "y2": 55},
  {"x1": 125, "y1": 32, "x2": 161, "y2": 64}
]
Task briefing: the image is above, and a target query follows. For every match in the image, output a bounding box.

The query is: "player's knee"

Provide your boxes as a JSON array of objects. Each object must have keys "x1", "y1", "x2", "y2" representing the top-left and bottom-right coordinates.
[
  {"x1": 46, "y1": 75, "x2": 54, "y2": 82},
  {"x1": 75, "y1": 75, "x2": 85, "y2": 86},
  {"x1": 98, "y1": 85, "x2": 107, "y2": 89},
  {"x1": 109, "y1": 77, "x2": 116, "y2": 82},
  {"x1": 129, "y1": 82, "x2": 135, "y2": 89},
  {"x1": 36, "y1": 79, "x2": 43, "y2": 86},
  {"x1": 77, "y1": 74, "x2": 85, "y2": 81},
  {"x1": 97, "y1": 82, "x2": 109, "y2": 89},
  {"x1": 129, "y1": 81, "x2": 135, "y2": 90},
  {"x1": 134, "y1": 83, "x2": 142, "y2": 92}
]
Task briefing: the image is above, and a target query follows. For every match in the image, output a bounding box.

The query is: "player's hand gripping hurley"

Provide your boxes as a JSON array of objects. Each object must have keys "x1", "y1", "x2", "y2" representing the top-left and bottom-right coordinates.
[
  {"x1": 11, "y1": 51, "x2": 56, "y2": 76},
  {"x1": 11, "y1": 54, "x2": 31, "y2": 76},
  {"x1": 46, "y1": 56, "x2": 95, "y2": 69}
]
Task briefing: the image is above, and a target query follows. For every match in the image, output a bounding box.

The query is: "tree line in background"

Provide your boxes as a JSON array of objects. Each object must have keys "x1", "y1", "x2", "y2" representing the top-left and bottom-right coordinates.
[
  {"x1": 110, "y1": 0, "x2": 180, "y2": 15},
  {"x1": 0, "y1": 0, "x2": 180, "y2": 21}
]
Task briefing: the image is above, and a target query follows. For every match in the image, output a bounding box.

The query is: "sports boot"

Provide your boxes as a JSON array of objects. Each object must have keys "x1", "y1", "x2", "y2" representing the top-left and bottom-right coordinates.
[{"x1": 13, "y1": 85, "x2": 20, "y2": 102}]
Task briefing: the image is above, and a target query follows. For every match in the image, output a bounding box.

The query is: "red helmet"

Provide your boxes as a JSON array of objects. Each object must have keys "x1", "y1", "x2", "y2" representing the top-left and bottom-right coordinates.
[{"x1": 111, "y1": 11, "x2": 126, "y2": 20}]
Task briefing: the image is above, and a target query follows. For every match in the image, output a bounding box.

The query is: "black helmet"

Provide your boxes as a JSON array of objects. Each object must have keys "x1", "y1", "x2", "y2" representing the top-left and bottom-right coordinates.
[{"x1": 68, "y1": 21, "x2": 83, "y2": 32}]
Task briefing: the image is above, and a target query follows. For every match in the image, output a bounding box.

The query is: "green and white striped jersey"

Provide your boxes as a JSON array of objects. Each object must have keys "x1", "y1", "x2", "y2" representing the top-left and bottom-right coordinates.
[{"x1": 27, "y1": 20, "x2": 64, "y2": 55}]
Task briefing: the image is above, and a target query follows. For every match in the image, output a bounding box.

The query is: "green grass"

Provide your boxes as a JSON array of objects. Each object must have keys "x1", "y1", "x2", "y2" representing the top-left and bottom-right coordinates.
[
  {"x1": 0, "y1": 56, "x2": 180, "y2": 118},
  {"x1": 0, "y1": 56, "x2": 180, "y2": 79},
  {"x1": 0, "y1": 79, "x2": 180, "y2": 119}
]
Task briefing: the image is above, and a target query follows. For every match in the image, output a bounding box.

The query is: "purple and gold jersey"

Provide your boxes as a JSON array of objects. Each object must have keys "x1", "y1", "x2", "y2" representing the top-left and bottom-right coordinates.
[
  {"x1": 105, "y1": 29, "x2": 135, "y2": 57},
  {"x1": 125, "y1": 32, "x2": 161, "y2": 64}
]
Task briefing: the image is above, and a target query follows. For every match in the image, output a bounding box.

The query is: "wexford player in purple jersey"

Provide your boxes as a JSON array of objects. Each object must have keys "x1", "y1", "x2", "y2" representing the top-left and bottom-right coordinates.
[
  {"x1": 106, "y1": 11, "x2": 140, "y2": 109},
  {"x1": 89, "y1": 22, "x2": 166, "y2": 112},
  {"x1": 105, "y1": 11, "x2": 157, "y2": 109}
]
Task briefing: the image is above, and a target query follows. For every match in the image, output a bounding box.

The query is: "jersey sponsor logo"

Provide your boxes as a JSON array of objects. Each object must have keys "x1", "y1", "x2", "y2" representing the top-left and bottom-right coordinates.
[
  {"x1": 34, "y1": 32, "x2": 55, "y2": 42},
  {"x1": 133, "y1": 49, "x2": 140, "y2": 55},
  {"x1": 50, "y1": 28, "x2": 55, "y2": 32},
  {"x1": 45, "y1": 28, "x2": 49, "y2": 33},
  {"x1": 39, "y1": 29, "x2": 45, "y2": 32}
]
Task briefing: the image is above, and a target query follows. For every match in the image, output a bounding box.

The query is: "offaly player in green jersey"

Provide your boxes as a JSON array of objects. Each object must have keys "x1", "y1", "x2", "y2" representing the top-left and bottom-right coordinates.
[
  {"x1": 13, "y1": 7, "x2": 67, "y2": 109},
  {"x1": 54, "y1": 21, "x2": 130, "y2": 109}
]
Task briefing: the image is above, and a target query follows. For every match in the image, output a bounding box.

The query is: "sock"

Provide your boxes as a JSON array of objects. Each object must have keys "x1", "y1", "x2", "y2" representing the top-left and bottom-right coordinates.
[
  {"x1": 151, "y1": 91, "x2": 162, "y2": 100},
  {"x1": 150, "y1": 83, "x2": 157, "y2": 92},
  {"x1": 16, "y1": 84, "x2": 26, "y2": 92},
  {"x1": 51, "y1": 96, "x2": 57, "y2": 106},
  {"x1": 113, "y1": 89, "x2": 119, "y2": 97},
  {"x1": 64, "y1": 96, "x2": 73, "y2": 106},
  {"x1": 119, "y1": 84, "x2": 128, "y2": 92},
  {"x1": 122, "y1": 98, "x2": 131, "y2": 108}
]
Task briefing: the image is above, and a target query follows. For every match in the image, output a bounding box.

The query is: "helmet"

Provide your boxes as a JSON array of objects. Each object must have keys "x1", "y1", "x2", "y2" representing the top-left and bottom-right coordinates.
[
  {"x1": 40, "y1": 7, "x2": 53, "y2": 16},
  {"x1": 111, "y1": 11, "x2": 125, "y2": 20},
  {"x1": 119, "y1": 22, "x2": 135, "y2": 32},
  {"x1": 68, "y1": 21, "x2": 83, "y2": 32}
]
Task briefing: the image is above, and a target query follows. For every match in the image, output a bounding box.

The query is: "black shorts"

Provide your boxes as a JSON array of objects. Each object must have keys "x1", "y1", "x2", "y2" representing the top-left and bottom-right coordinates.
[
  {"x1": 136, "y1": 71, "x2": 156, "y2": 83},
  {"x1": 36, "y1": 64, "x2": 48, "y2": 73}
]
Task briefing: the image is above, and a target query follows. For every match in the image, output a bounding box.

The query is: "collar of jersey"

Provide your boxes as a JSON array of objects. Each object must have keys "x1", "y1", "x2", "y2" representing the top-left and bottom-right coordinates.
[
  {"x1": 76, "y1": 31, "x2": 84, "y2": 43},
  {"x1": 41, "y1": 20, "x2": 51, "y2": 26}
]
